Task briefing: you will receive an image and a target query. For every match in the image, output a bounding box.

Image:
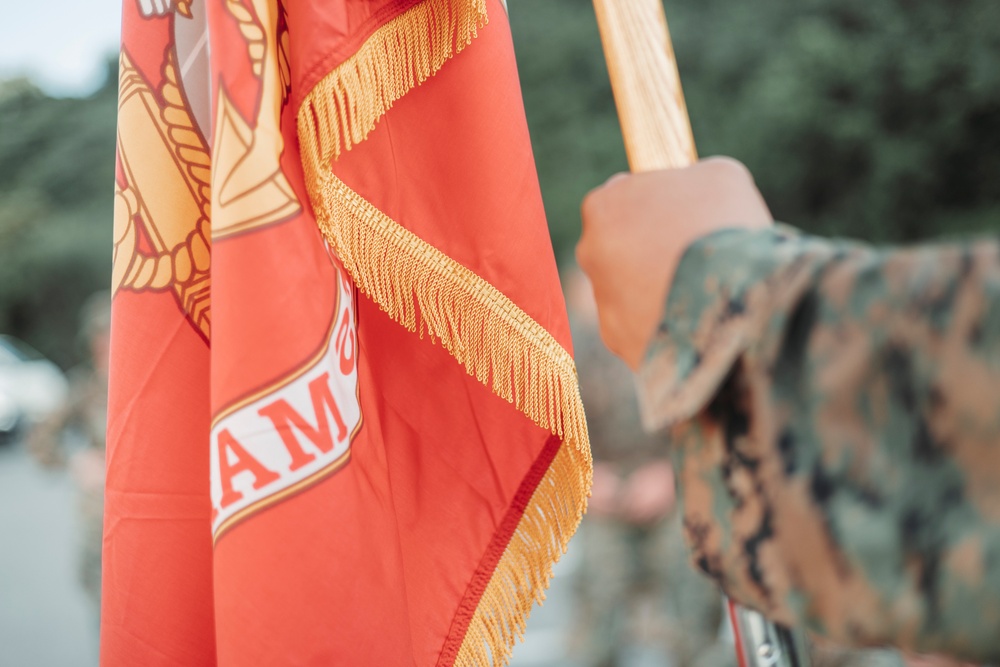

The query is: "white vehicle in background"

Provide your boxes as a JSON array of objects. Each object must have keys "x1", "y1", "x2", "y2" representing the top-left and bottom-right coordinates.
[{"x1": 0, "y1": 335, "x2": 68, "y2": 442}]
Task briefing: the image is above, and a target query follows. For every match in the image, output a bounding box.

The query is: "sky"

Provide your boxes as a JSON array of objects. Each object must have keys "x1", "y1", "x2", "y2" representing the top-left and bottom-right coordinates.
[
  {"x1": 0, "y1": 0, "x2": 511, "y2": 98},
  {"x1": 1, "y1": 0, "x2": 122, "y2": 97}
]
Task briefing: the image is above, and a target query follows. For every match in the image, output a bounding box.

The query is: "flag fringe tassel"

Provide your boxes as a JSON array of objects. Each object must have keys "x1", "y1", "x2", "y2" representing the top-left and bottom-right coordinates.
[
  {"x1": 296, "y1": 169, "x2": 593, "y2": 667},
  {"x1": 297, "y1": 0, "x2": 487, "y2": 162},
  {"x1": 454, "y1": 441, "x2": 588, "y2": 667},
  {"x1": 297, "y1": 2, "x2": 593, "y2": 665}
]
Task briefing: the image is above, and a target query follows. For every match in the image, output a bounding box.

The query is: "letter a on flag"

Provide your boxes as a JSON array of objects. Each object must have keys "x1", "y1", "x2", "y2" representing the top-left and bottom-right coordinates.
[{"x1": 105, "y1": 0, "x2": 591, "y2": 665}]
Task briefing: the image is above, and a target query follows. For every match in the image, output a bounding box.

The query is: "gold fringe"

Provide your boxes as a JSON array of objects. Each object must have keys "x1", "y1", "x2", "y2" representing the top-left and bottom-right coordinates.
[
  {"x1": 297, "y1": 0, "x2": 488, "y2": 163},
  {"x1": 455, "y1": 442, "x2": 589, "y2": 667},
  {"x1": 305, "y1": 171, "x2": 593, "y2": 667},
  {"x1": 304, "y1": 171, "x2": 591, "y2": 448},
  {"x1": 296, "y1": 2, "x2": 592, "y2": 665}
]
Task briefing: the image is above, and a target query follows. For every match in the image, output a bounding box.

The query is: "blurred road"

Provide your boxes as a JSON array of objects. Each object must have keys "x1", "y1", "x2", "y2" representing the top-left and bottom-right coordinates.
[
  {"x1": 0, "y1": 437, "x2": 589, "y2": 667},
  {"x1": 0, "y1": 441, "x2": 98, "y2": 667}
]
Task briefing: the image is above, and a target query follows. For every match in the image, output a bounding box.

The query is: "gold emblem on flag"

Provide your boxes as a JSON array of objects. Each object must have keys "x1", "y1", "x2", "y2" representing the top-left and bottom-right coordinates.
[
  {"x1": 113, "y1": 51, "x2": 211, "y2": 339},
  {"x1": 210, "y1": 0, "x2": 300, "y2": 239},
  {"x1": 112, "y1": 0, "x2": 300, "y2": 339}
]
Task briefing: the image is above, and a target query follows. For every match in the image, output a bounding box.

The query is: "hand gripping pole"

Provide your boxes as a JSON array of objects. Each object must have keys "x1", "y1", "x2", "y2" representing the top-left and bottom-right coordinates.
[{"x1": 591, "y1": 1, "x2": 810, "y2": 664}]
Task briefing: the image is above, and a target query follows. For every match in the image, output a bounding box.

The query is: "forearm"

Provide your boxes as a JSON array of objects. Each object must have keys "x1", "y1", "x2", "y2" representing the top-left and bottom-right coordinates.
[{"x1": 643, "y1": 227, "x2": 1000, "y2": 661}]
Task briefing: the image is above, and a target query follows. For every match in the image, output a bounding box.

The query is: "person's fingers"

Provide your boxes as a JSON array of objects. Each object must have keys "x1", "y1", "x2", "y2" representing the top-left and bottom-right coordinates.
[
  {"x1": 700, "y1": 156, "x2": 753, "y2": 181},
  {"x1": 699, "y1": 157, "x2": 773, "y2": 226},
  {"x1": 602, "y1": 172, "x2": 629, "y2": 188},
  {"x1": 579, "y1": 159, "x2": 771, "y2": 369},
  {"x1": 620, "y1": 472, "x2": 674, "y2": 524}
]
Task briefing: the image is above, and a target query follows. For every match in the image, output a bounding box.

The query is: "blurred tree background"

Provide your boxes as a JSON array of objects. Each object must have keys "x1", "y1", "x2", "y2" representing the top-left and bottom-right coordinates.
[
  {"x1": 0, "y1": 62, "x2": 117, "y2": 368},
  {"x1": 511, "y1": 0, "x2": 1000, "y2": 257},
  {"x1": 2, "y1": 0, "x2": 1000, "y2": 368}
]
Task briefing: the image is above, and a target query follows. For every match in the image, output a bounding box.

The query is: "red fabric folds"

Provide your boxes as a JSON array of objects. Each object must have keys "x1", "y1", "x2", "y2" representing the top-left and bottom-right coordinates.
[{"x1": 104, "y1": 1, "x2": 585, "y2": 665}]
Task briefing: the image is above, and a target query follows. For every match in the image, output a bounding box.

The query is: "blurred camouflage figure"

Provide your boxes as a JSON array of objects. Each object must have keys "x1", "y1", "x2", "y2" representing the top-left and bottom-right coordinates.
[
  {"x1": 566, "y1": 268, "x2": 732, "y2": 667},
  {"x1": 29, "y1": 291, "x2": 110, "y2": 614}
]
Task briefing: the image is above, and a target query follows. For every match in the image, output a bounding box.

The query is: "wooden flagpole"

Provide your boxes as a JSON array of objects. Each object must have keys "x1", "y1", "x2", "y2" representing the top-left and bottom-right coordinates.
[
  {"x1": 591, "y1": 1, "x2": 810, "y2": 665},
  {"x1": 591, "y1": 0, "x2": 696, "y2": 172}
]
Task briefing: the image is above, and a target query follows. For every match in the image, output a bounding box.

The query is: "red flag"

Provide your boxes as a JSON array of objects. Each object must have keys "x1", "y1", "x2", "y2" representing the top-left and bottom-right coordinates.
[{"x1": 105, "y1": 0, "x2": 591, "y2": 664}]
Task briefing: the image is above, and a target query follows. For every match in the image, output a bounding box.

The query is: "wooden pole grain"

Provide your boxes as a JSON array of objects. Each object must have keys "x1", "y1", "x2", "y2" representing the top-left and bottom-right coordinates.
[{"x1": 591, "y1": 0, "x2": 697, "y2": 172}]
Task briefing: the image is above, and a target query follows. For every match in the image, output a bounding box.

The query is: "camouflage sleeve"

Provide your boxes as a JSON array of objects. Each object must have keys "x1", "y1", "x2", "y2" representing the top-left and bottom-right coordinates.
[
  {"x1": 638, "y1": 226, "x2": 1000, "y2": 662},
  {"x1": 27, "y1": 369, "x2": 89, "y2": 468}
]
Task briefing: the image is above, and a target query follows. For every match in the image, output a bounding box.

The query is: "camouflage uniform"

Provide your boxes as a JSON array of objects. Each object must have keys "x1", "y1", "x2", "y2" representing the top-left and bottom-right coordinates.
[
  {"x1": 30, "y1": 365, "x2": 108, "y2": 609},
  {"x1": 637, "y1": 226, "x2": 1000, "y2": 663},
  {"x1": 570, "y1": 280, "x2": 731, "y2": 667}
]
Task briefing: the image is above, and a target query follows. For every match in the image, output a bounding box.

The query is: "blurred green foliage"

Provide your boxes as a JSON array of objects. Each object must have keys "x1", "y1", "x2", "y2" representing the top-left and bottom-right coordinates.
[
  {"x1": 3, "y1": 1, "x2": 1000, "y2": 365},
  {"x1": 511, "y1": 0, "x2": 1000, "y2": 259},
  {"x1": 0, "y1": 63, "x2": 116, "y2": 368}
]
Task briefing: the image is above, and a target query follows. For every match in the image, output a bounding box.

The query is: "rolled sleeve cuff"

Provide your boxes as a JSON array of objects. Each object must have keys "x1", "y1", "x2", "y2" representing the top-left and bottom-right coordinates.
[{"x1": 637, "y1": 226, "x2": 835, "y2": 431}]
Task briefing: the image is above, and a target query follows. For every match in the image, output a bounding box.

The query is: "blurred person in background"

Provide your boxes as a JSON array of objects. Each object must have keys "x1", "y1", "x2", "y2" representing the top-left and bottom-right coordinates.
[
  {"x1": 28, "y1": 291, "x2": 110, "y2": 619},
  {"x1": 577, "y1": 159, "x2": 993, "y2": 666},
  {"x1": 566, "y1": 268, "x2": 731, "y2": 667}
]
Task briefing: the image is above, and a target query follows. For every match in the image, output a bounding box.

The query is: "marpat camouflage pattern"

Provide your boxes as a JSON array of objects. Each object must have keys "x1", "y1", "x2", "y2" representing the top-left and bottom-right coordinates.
[{"x1": 638, "y1": 226, "x2": 1000, "y2": 662}]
